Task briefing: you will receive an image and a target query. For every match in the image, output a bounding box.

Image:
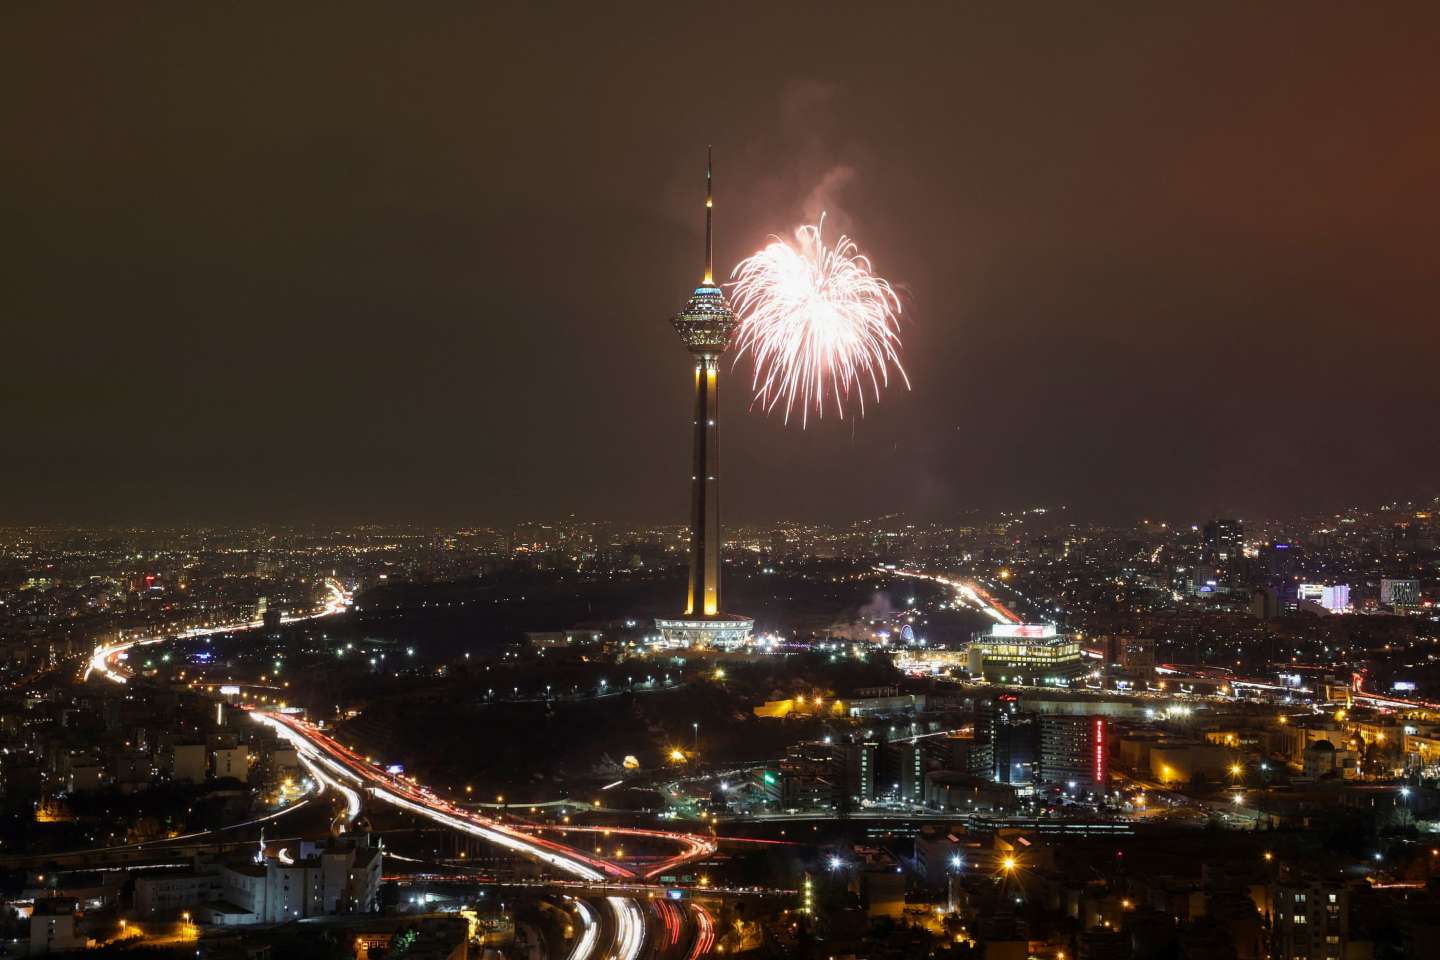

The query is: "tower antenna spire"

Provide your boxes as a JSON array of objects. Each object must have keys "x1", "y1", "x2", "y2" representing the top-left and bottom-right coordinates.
[{"x1": 703, "y1": 145, "x2": 714, "y2": 285}]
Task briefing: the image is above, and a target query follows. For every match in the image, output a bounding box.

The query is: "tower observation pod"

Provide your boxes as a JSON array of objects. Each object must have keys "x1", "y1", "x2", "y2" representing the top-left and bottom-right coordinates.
[{"x1": 655, "y1": 148, "x2": 754, "y2": 650}]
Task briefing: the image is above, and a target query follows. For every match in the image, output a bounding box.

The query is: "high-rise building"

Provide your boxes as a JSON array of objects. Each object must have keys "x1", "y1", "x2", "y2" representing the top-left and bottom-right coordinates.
[
  {"x1": 943, "y1": 730, "x2": 992, "y2": 781},
  {"x1": 831, "y1": 738, "x2": 877, "y2": 806},
  {"x1": 1270, "y1": 879, "x2": 1349, "y2": 960},
  {"x1": 1104, "y1": 634, "x2": 1155, "y2": 675},
  {"x1": 654, "y1": 149, "x2": 752, "y2": 649},
  {"x1": 1202, "y1": 518, "x2": 1243, "y2": 562},
  {"x1": 894, "y1": 741, "x2": 925, "y2": 804},
  {"x1": 1297, "y1": 583, "x2": 1350, "y2": 613},
  {"x1": 1380, "y1": 578, "x2": 1420, "y2": 610},
  {"x1": 986, "y1": 696, "x2": 1038, "y2": 784},
  {"x1": 1249, "y1": 586, "x2": 1280, "y2": 620},
  {"x1": 1261, "y1": 542, "x2": 1300, "y2": 583},
  {"x1": 1038, "y1": 715, "x2": 1107, "y2": 789}
]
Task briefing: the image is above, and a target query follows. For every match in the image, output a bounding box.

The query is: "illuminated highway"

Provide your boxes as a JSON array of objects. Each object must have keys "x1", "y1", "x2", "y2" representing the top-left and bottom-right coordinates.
[
  {"x1": 295, "y1": 750, "x2": 362, "y2": 833},
  {"x1": 886, "y1": 567, "x2": 1023, "y2": 624},
  {"x1": 1351, "y1": 668, "x2": 1440, "y2": 712},
  {"x1": 79, "y1": 578, "x2": 725, "y2": 957},
  {"x1": 565, "y1": 898, "x2": 599, "y2": 960},
  {"x1": 521, "y1": 822, "x2": 717, "y2": 880},
  {"x1": 253, "y1": 710, "x2": 654, "y2": 960},
  {"x1": 687, "y1": 903, "x2": 715, "y2": 960},
  {"x1": 85, "y1": 578, "x2": 352, "y2": 684},
  {"x1": 607, "y1": 896, "x2": 646, "y2": 960}
]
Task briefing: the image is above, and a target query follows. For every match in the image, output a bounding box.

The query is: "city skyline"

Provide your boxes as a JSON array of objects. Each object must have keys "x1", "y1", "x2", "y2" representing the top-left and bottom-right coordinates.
[{"x1": 4, "y1": 4, "x2": 1440, "y2": 524}]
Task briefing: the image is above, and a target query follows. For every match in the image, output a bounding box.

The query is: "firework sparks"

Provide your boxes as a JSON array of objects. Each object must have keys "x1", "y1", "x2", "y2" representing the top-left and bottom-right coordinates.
[{"x1": 730, "y1": 214, "x2": 908, "y2": 426}]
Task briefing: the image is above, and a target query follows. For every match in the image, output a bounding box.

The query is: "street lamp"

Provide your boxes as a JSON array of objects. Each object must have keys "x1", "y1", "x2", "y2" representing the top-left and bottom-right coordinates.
[{"x1": 693, "y1": 722, "x2": 699, "y2": 753}]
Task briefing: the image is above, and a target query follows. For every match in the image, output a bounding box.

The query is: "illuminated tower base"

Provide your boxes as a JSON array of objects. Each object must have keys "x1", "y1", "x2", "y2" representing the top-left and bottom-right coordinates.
[{"x1": 655, "y1": 615, "x2": 753, "y2": 649}]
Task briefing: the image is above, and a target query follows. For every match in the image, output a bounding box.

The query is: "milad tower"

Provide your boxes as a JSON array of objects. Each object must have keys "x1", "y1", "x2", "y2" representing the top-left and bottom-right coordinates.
[{"x1": 655, "y1": 149, "x2": 753, "y2": 649}]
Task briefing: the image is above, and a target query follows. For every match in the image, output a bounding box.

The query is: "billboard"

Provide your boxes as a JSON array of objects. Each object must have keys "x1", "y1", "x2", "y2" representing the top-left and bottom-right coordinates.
[{"x1": 989, "y1": 624, "x2": 1057, "y2": 639}]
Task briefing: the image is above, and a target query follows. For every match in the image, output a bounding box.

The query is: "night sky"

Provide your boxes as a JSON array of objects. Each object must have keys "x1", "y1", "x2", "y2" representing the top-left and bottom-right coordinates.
[{"x1": 4, "y1": 3, "x2": 1439, "y2": 525}]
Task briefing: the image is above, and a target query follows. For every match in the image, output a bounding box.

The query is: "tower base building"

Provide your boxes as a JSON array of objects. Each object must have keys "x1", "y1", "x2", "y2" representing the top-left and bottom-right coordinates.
[{"x1": 655, "y1": 613, "x2": 753, "y2": 650}]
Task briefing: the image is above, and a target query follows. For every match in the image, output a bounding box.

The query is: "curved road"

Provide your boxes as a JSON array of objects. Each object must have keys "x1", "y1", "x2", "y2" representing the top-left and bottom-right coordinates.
[
  {"x1": 85, "y1": 578, "x2": 351, "y2": 684},
  {"x1": 254, "y1": 710, "x2": 652, "y2": 959},
  {"x1": 82, "y1": 581, "x2": 722, "y2": 958}
]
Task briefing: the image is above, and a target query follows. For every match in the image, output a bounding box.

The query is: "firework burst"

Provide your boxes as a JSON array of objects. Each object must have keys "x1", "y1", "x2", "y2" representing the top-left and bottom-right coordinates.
[{"x1": 730, "y1": 214, "x2": 908, "y2": 426}]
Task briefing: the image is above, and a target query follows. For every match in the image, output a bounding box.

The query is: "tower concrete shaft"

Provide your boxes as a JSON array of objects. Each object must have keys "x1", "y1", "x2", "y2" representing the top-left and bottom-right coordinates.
[{"x1": 687, "y1": 354, "x2": 722, "y2": 615}]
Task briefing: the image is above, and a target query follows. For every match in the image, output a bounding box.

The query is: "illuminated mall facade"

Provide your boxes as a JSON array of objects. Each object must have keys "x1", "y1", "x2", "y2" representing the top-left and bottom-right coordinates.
[{"x1": 966, "y1": 623, "x2": 1085, "y2": 687}]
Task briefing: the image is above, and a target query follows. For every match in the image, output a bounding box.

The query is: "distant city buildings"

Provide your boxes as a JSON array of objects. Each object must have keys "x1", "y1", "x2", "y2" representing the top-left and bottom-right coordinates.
[{"x1": 3, "y1": 499, "x2": 1440, "y2": 956}]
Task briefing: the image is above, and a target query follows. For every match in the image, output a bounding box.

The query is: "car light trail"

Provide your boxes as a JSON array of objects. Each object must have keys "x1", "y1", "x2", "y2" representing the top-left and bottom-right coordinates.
[
  {"x1": 251, "y1": 710, "x2": 653, "y2": 960},
  {"x1": 688, "y1": 902, "x2": 715, "y2": 959},
  {"x1": 254, "y1": 711, "x2": 633, "y2": 880},
  {"x1": 530, "y1": 823, "x2": 716, "y2": 879},
  {"x1": 86, "y1": 578, "x2": 351, "y2": 684},
  {"x1": 297, "y1": 751, "x2": 361, "y2": 823},
  {"x1": 654, "y1": 898, "x2": 681, "y2": 946},
  {"x1": 565, "y1": 898, "x2": 599, "y2": 960},
  {"x1": 85, "y1": 577, "x2": 667, "y2": 960},
  {"x1": 608, "y1": 895, "x2": 646, "y2": 960},
  {"x1": 1353, "y1": 668, "x2": 1440, "y2": 710},
  {"x1": 885, "y1": 568, "x2": 1022, "y2": 625}
]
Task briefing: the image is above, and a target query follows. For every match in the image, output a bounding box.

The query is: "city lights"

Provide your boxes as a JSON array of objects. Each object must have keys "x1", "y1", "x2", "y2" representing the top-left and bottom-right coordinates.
[{"x1": 11, "y1": 9, "x2": 1437, "y2": 960}]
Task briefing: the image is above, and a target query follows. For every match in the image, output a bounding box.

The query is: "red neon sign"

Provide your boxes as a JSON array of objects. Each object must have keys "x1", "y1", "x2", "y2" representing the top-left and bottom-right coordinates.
[{"x1": 1093, "y1": 718, "x2": 1106, "y2": 783}]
